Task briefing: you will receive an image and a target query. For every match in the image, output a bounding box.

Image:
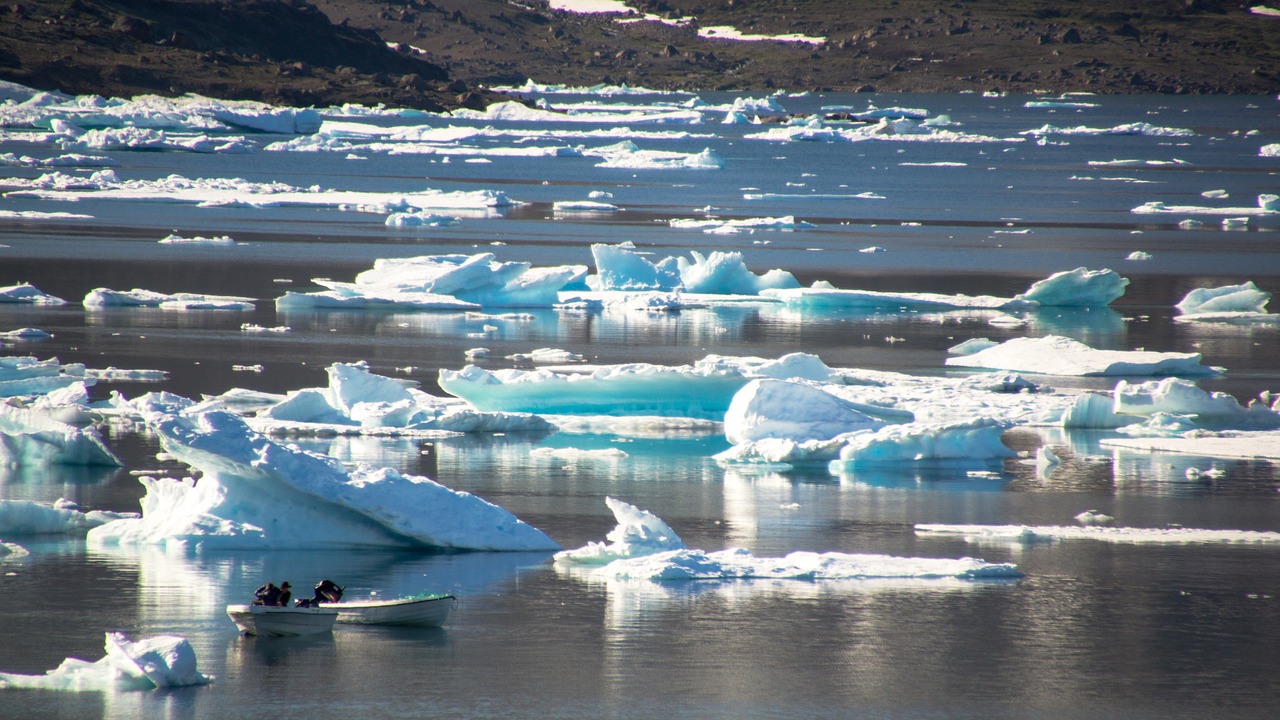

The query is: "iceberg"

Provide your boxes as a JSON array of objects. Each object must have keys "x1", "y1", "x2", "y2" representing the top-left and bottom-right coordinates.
[
  {"x1": 1099, "y1": 431, "x2": 1280, "y2": 460},
  {"x1": 86, "y1": 408, "x2": 558, "y2": 551},
  {"x1": 0, "y1": 355, "x2": 93, "y2": 398},
  {"x1": 916, "y1": 523, "x2": 1280, "y2": 545},
  {"x1": 723, "y1": 378, "x2": 888, "y2": 445},
  {"x1": 0, "y1": 633, "x2": 210, "y2": 691},
  {"x1": 1112, "y1": 378, "x2": 1280, "y2": 428},
  {"x1": 1131, "y1": 195, "x2": 1280, "y2": 217},
  {"x1": 716, "y1": 418, "x2": 1014, "y2": 467},
  {"x1": 440, "y1": 353, "x2": 841, "y2": 419},
  {"x1": 946, "y1": 336, "x2": 1220, "y2": 377},
  {"x1": 763, "y1": 267, "x2": 1126, "y2": 311},
  {"x1": 0, "y1": 283, "x2": 66, "y2": 305},
  {"x1": 556, "y1": 498, "x2": 1020, "y2": 582},
  {"x1": 253, "y1": 361, "x2": 552, "y2": 434},
  {"x1": 84, "y1": 287, "x2": 255, "y2": 311},
  {"x1": 278, "y1": 253, "x2": 588, "y2": 310},
  {"x1": 0, "y1": 498, "x2": 134, "y2": 535},
  {"x1": 582, "y1": 244, "x2": 799, "y2": 295},
  {"x1": 1173, "y1": 281, "x2": 1279, "y2": 324},
  {"x1": 0, "y1": 403, "x2": 122, "y2": 466}
]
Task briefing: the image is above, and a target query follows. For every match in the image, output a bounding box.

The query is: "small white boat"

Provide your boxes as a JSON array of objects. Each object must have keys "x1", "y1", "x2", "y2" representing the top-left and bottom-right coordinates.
[
  {"x1": 226, "y1": 604, "x2": 338, "y2": 637},
  {"x1": 327, "y1": 594, "x2": 457, "y2": 627}
]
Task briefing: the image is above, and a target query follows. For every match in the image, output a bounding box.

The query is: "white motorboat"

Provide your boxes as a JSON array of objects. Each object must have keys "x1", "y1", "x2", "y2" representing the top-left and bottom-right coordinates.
[
  {"x1": 327, "y1": 594, "x2": 457, "y2": 627},
  {"x1": 226, "y1": 604, "x2": 338, "y2": 637}
]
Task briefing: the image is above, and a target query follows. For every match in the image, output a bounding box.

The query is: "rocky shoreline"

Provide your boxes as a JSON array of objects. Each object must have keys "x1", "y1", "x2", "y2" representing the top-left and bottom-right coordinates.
[{"x1": 2, "y1": 0, "x2": 1277, "y2": 111}]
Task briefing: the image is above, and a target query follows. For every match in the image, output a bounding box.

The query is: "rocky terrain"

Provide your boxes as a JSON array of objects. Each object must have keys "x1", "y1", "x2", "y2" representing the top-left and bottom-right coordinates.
[{"x1": 1, "y1": 0, "x2": 1278, "y2": 109}]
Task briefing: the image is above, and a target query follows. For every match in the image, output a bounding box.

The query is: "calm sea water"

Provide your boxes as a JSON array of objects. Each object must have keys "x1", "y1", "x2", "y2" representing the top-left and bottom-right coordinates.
[{"x1": 2, "y1": 91, "x2": 1279, "y2": 718}]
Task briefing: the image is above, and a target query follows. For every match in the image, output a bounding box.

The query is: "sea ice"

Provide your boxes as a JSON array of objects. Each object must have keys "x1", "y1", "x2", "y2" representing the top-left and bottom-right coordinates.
[
  {"x1": 945, "y1": 335, "x2": 1220, "y2": 377},
  {"x1": 0, "y1": 633, "x2": 211, "y2": 691},
  {"x1": 1175, "y1": 281, "x2": 1270, "y2": 315},
  {"x1": 252, "y1": 361, "x2": 552, "y2": 434},
  {"x1": 583, "y1": 243, "x2": 799, "y2": 295},
  {"x1": 84, "y1": 287, "x2": 255, "y2": 311},
  {"x1": 1112, "y1": 378, "x2": 1280, "y2": 428},
  {"x1": 556, "y1": 498, "x2": 1020, "y2": 581},
  {"x1": 0, "y1": 283, "x2": 66, "y2": 305},
  {"x1": 0, "y1": 498, "x2": 134, "y2": 535},
  {"x1": 1100, "y1": 431, "x2": 1280, "y2": 460},
  {"x1": 916, "y1": 523, "x2": 1280, "y2": 545},
  {"x1": 723, "y1": 378, "x2": 888, "y2": 445},
  {"x1": 87, "y1": 407, "x2": 559, "y2": 551},
  {"x1": 1131, "y1": 195, "x2": 1280, "y2": 217},
  {"x1": 0, "y1": 355, "x2": 93, "y2": 397},
  {"x1": 765, "y1": 267, "x2": 1126, "y2": 311},
  {"x1": 0, "y1": 403, "x2": 121, "y2": 466}
]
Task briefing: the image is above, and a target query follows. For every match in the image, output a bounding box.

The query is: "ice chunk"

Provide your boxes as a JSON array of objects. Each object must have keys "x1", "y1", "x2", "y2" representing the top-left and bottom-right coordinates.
[
  {"x1": 0, "y1": 404, "x2": 121, "y2": 466},
  {"x1": 0, "y1": 633, "x2": 210, "y2": 691},
  {"x1": 948, "y1": 338, "x2": 999, "y2": 356},
  {"x1": 556, "y1": 498, "x2": 1020, "y2": 581},
  {"x1": 553, "y1": 497, "x2": 684, "y2": 565},
  {"x1": 1113, "y1": 378, "x2": 1280, "y2": 428},
  {"x1": 0, "y1": 355, "x2": 92, "y2": 398},
  {"x1": 0, "y1": 283, "x2": 66, "y2": 305},
  {"x1": 1060, "y1": 392, "x2": 1130, "y2": 428},
  {"x1": 1074, "y1": 510, "x2": 1114, "y2": 526},
  {"x1": 723, "y1": 379, "x2": 887, "y2": 445},
  {"x1": 946, "y1": 336, "x2": 1219, "y2": 377},
  {"x1": 84, "y1": 287, "x2": 254, "y2": 310},
  {"x1": 917, "y1": 523, "x2": 1280, "y2": 545},
  {"x1": 0, "y1": 498, "x2": 133, "y2": 535},
  {"x1": 1175, "y1": 281, "x2": 1270, "y2": 315},
  {"x1": 87, "y1": 409, "x2": 559, "y2": 551},
  {"x1": 254, "y1": 361, "x2": 551, "y2": 433},
  {"x1": 1101, "y1": 431, "x2": 1280, "y2": 460},
  {"x1": 1011, "y1": 267, "x2": 1129, "y2": 306}
]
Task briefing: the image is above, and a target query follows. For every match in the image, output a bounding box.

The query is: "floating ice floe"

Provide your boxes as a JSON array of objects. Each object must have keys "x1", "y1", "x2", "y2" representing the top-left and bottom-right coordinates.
[
  {"x1": 586, "y1": 141, "x2": 722, "y2": 169},
  {"x1": 0, "y1": 403, "x2": 121, "y2": 466},
  {"x1": 668, "y1": 215, "x2": 813, "y2": 233},
  {"x1": 58, "y1": 126, "x2": 253, "y2": 154},
  {"x1": 452, "y1": 100, "x2": 703, "y2": 125},
  {"x1": 916, "y1": 523, "x2": 1280, "y2": 545},
  {"x1": 1099, "y1": 431, "x2": 1280, "y2": 460},
  {"x1": 158, "y1": 233, "x2": 237, "y2": 246},
  {"x1": 277, "y1": 253, "x2": 587, "y2": 310},
  {"x1": 0, "y1": 356, "x2": 92, "y2": 398},
  {"x1": 745, "y1": 115, "x2": 1017, "y2": 144},
  {"x1": 1261, "y1": 143, "x2": 1280, "y2": 157},
  {"x1": 0, "y1": 498, "x2": 135, "y2": 535},
  {"x1": 0, "y1": 633, "x2": 211, "y2": 691},
  {"x1": 0, "y1": 327, "x2": 51, "y2": 339},
  {"x1": 0, "y1": 283, "x2": 66, "y2": 305},
  {"x1": 86, "y1": 407, "x2": 559, "y2": 551},
  {"x1": 439, "y1": 352, "x2": 846, "y2": 419},
  {"x1": 763, "y1": 267, "x2": 1127, "y2": 311},
  {"x1": 251, "y1": 361, "x2": 552, "y2": 435},
  {"x1": 1, "y1": 151, "x2": 117, "y2": 167},
  {"x1": 1131, "y1": 194, "x2": 1279, "y2": 217},
  {"x1": 1173, "y1": 281, "x2": 1279, "y2": 325},
  {"x1": 1021, "y1": 122, "x2": 1195, "y2": 137},
  {"x1": 556, "y1": 498, "x2": 1020, "y2": 582},
  {"x1": 83, "y1": 287, "x2": 255, "y2": 311},
  {"x1": 583, "y1": 243, "x2": 799, "y2": 295},
  {"x1": 3, "y1": 171, "x2": 518, "y2": 216},
  {"x1": 946, "y1": 335, "x2": 1220, "y2": 377}
]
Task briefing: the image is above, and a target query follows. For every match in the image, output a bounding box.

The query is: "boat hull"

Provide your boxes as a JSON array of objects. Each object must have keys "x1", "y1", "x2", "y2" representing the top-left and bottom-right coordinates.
[
  {"x1": 328, "y1": 595, "x2": 456, "y2": 627},
  {"x1": 226, "y1": 604, "x2": 338, "y2": 637}
]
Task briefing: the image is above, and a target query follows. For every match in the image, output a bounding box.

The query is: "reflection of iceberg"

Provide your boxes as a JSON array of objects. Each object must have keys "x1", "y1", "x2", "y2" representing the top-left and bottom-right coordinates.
[
  {"x1": 556, "y1": 498, "x2": 1020, "y2": 582},
  {"x1": 86, "y1": 409, "x2": 559, "y2": 551},
  {"x1": 0, "y1": 633, "x2": 211, "y2": 691}
]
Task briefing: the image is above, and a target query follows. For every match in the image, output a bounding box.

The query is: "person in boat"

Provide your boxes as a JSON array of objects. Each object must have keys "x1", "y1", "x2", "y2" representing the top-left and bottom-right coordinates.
[
  {"x1": 278, "y1": 582, "x2": 292, "y2": 607},
  {"x1": 253, "y1": 582, "x2": 281, "y2": 606},
  {"x1": 296, "y1": 579, "x2": 344, "y2": 608}
]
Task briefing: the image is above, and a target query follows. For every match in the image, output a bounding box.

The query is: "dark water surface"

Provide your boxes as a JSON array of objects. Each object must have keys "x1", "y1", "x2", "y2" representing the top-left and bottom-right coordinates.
[{"x1": 2, "y1": 91, "x2": 1279, "y2": 718}]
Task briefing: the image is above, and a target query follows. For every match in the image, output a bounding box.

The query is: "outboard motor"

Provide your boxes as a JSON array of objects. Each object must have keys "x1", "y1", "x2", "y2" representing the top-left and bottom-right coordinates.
[{"x1": 315, "y1": 579, "x2": 344, "y2": 603}]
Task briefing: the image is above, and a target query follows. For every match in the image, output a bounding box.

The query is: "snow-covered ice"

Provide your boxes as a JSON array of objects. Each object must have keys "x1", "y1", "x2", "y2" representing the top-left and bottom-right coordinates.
[
  {"x1": 86, "y1": 406, "x2": 559, "y2": 551},
  {"x1": 0, "y1": 498, "x2": 134, "y2": 535},
  {"x1": 0, "y1": 633, "x2": 210, "y2": 691},
  {"x1": 556, "y1": 498, "x2": 1020, "y2": 582},
  {"x1": 946, "y1": 335, "x2": 1220, "y2": 377},
  {"x1": 916, "y1": 523, "x2": 1280, "y2": 545}
]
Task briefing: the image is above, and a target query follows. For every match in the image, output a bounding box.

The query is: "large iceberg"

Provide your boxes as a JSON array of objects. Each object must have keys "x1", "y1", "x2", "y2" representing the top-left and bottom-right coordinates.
[
  {"x1": 0, "y1": 633, "x2": 210, "y2": 691},
  {"x1": 946, "y1": 336, "x2": 1220, "y2": 377},
  {"x1": 86, "y1": 409, "x2": 559, "y2": 551},
  {"x1": 556, "y1": 498, "x2": 1021, "y2": 582}
]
